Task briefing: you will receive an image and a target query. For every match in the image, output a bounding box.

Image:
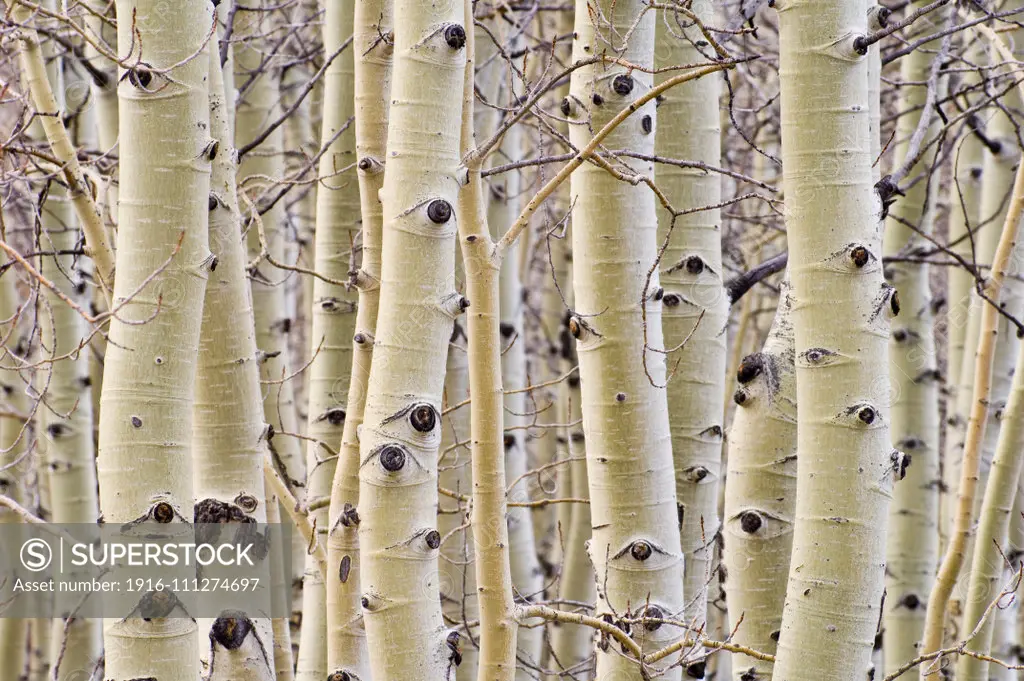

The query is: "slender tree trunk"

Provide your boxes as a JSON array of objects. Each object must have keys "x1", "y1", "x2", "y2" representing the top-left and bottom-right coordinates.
[
  {"x1": 723, "y1": 279, "x2": 797, "y2": 681},
  {"x1": 568, "y1": 2, "x2": 686, "y2": 679},
  {"x1": 654, "y1": 2, "x2": 727, "y2": 636},
  {"x1": 881, "y1": 9, "x2": 942, "y2": 673},
  {"x1": 439, "y1": 337, "x2": 479, "y2": 681},
  {"x1": 325, "y1": 0, "x2": 392, "y2": 674},
  {"x1": 297, "y1": 0, "x2": 360, "y2": 677},
  {"x1": 356, "y1": 0, "x2": 467, "y2": 676},
  {"x1": 0, "y1": 250, "x2": 29, "y2": 681},
  {"x1": 194, "y1": 33, "x2": 277, "y2": 681},
  {"x1": 771, "y1": 1, "x2": 894, "y2": 678},
  {"x1": 232, "y1": 0, "x2": 307, "y2": 600},
  {"x1": 957, "y1": 268, "x2": 1024, "y2": 680},
  {"x1": 95, "y1": 0, "x2": 213, "y2": 678}
]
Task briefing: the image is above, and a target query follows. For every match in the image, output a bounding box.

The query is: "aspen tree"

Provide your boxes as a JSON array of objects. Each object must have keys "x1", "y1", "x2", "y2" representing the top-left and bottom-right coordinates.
[
  {"x1": 438, "y1": 339, "x2": 479, "y2": 681},
  {"x1": 944, "y1": 11, "x2": 1023, "y2": 621},
  {"x1": 475, "y1": 11, "x2": 545, "y2": 673},
  {"x1": 655, "y1": 1, "x2": 727, "y2": 632},
  {"x1": 881, "y1": 9, "x2": 942, "y2": 672},
  {"x1": 0, "y1": 251, "x2": 28, "y2": 681},
  {"x1": 193, "y1": 34, "x2": 276, "y2": 681},
  {"x1": 356, "y1": 0, "x2": 467, "y2": 677},
  {"x1": 723, "y1": 280, "x2": 796, "y2": 681},
  {"x1": 95, "y1": 0, "x2": 213, "y2": 678},
  {"x1": 10, "y1": 3, "x2": 114, "y2": 302},
  {"x1": 297, "y1": 0, "x2": 360, "y2": 676},
  {"x1": 233, "y1": 1, "x2": 306, "y2": 550},
  {"x1": 25, "y1": 15, "x2": 103, "y2": 680},
  {"x1": 38, "y1": 182, "x2": 103, "y2": 681},
  {"x1": 771, "y1": 1, "x2": 895, "y2": 679},
  {"x1": 547, "y1": 364, "x2": 595, "y2": 679},
  {"x1": 957, "y1": 261, "x2": 1024, "y2": 681},
  {"x1": 918, "y1": 15, "x2": 1024, "y2": 672},
  {"x1": 567, "y1": 2, "x2": 686, "y2": 679},
  {"x1": 325, "y1": 0, "x2": 392, "y2": 675}
]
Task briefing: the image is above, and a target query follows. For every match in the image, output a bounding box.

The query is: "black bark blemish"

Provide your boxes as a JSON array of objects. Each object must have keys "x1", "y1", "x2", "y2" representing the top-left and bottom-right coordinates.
[
  {"x1": 447, "y1": 630, "x2": 463, "y2": 666},
  {"x1": 425, "y1": 530, "x2": 441, "y2": 550},
  {"x1": 152, "y1": 502, "x2": 175, "y2": 524},
  {"x1": 736, "y1": 355, "x2": 763, "y2": 384},
  {"x1": 850, "y1": 245, "x2": 870, "y2": 268},
  {"x1": 612, "y1": 74, "x2": 634, "y2": 96},
  {"x1": 733, "y1": 389, "x2": 748, "y2": 405},
  {"x1": 210, "y1": 611, "x2": 253, "y2": 650},
  {"x1": 740, "y1": 511, "x2": 762, "y2": 533},
  {"x1": 615, "y1": 392, "x2": 626, "y2": 402},
  {"x1": 592, "y1": 93, "x2": 604, "y2": 106},
  {"x1": 379, "y1": 445, "x2": 407, "y2": 472},
  {"x1": 641, "y1": 115, "x2": 653, "y2": 134},
  {"x1": 503, "y1": 433, "x2": 515, "y2": 449},
  {"x1": 663, "y1": 293, "x2": 682, "y2": 307},
  {"x1": 131, "y1": 415, "x2": 143, "y2": 428},
  {"x1": 340, "y1": 555, "x2": 351, "y2": 583},
  {"x1": 685, "y1": 465, "x2": 710, "y2": 483},
  {"x1": 499, "y1": 322, "x2": 515, "y2": 337},
  {"x1": 410, "y1": 404, "x2": 438, "y2": 432},
  {"x1": 444, "y1": 24, "x2": 467, "y2": 49},
  {"x1": 629, "y1": 540, "x2": 653, "y2": 561},
  {"x1": 874, "y1": 174, "x2": 905, "y2": 219},
  {"x1": 642, "y1": 603, "x2": 664, "y2": 630},
  {"x1": 686, "y1": 660, "x2": 707, "y2": 678},
  {"x1": 427, "y1": 199, "x2": 453, "y2": 224},
  {"x1": 139, "y1": 589, "x2": 180, "y2": 619},
  {"x1": 685, "y1": 255, "x2": 705, "y2": 274},
  {"x1": 128, "y1": 68, "x2": 153, "y2": 89}
]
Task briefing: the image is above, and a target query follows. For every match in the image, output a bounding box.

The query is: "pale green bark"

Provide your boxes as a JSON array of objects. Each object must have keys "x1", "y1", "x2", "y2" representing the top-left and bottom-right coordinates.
[
  {"x1": 298, "y1": 0, "x2": 360, "y2": 677},
  {"x1": 325, "y1": 0, "x2": 392, "y2": 676},
  {"x1": 568, "y1": 3, "x2": 685, "y2": 679},
  {"x1": 439, "y1": 340, "x2": 479, "y2": 681},
  {"x1": 655, "y1": 1, "x2": 727, "y2": 634},
  {"x1": 772, "y1": 1, "x2": 894, "y2": 679},
  {"x1": 957, "y1": 297, "x2": 1024, "y2": 680},
  {"x1": 881, "y1": 10, "x2": 942, "y2": 673},
  {"x1": 724, "y1": 280, "x2": 797, "y2": 681},
  {"x1": 548, "y1": 366, "x2": 594, "y2": 680},
  {"x1": 356, "y1": 0, "x2": 467, "y2": 677},
  {"x1": 195, "y1": 35, "x2": 277, "y2": 681},
  {"x1": 95, "y1": 0, "x2": 213, "y2": 677},
  {"x1": 0, "y1": 251, "x2": 29, "y2": 681},
  {"x1": 232, "y1": 1, "x2": 307, "y2": 597}
]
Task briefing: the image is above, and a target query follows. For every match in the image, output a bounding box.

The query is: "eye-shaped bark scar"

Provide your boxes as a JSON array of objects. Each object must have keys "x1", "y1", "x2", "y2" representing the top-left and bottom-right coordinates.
[
  {"x1": 360, "y1": 442, "x2": 428, "y2": 482},
  {"x1": 837, "y1": 402, "x2": 883, "y2": 429},
  {"x1": 393, "y1": 197, "x2": 459, "y2": 239},
  {"x1": 726, "y1": 508, "x2": 793, "y2": 540},
  {"x1": 610, "y1": 538, "x2": 675, "y2": 570},
  {"x1": 666, "y1": 253, "x2": 717, "y2": 278},
  {"x1": 383, "y1": 527, "x2": 443, "y2": 555},
  {"x1": 797, "y1": 347, "x2": 842, "y2": 369},
  {"x1": 681, "y1": 464, "x2": 716, "y2": 485},
  {"x1": 822, "y1": 243, "x2": 880, "y2": 273}
]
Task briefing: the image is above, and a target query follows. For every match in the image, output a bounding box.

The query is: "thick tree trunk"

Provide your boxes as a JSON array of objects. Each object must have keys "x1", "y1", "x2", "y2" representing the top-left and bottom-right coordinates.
[
  {"x1": 724, "y1": 280, "x2": 797, "y2": 681},
  {"x1": 95, "y1": 0, "x2": 213, "y2": 678},
  {"x1": 655, "y1": 3, "x2": 727, "y2": 634},
  {"x1": 568, "y1": 2, "x2": 686, "y2": 679},
  {"x1": 356, "y1": 0, "x2": 467, "y2": 677},
  {"x1": 771, "y1": 1, "x2": 894, "y2": 679}
]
